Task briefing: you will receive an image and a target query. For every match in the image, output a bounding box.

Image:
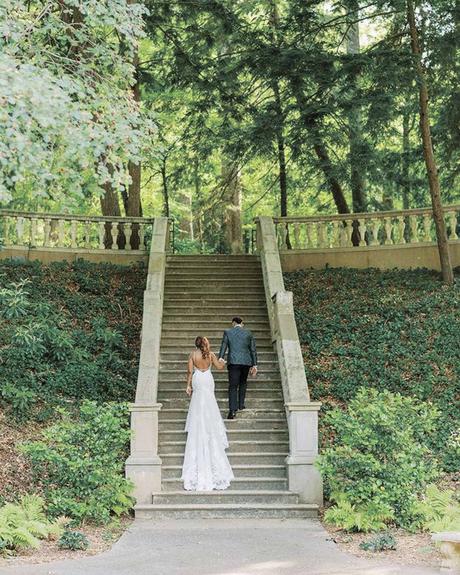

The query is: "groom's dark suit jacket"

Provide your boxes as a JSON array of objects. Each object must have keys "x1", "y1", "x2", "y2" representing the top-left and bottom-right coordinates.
[{"x1": 218, "y1": 326, "x2": 257, "y2": 366}]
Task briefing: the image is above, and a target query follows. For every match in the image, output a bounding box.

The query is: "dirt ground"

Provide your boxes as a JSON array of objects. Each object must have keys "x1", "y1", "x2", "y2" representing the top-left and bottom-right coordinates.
[{"x1": 0, "y1": 518, "x2": 132, "y2": 567}]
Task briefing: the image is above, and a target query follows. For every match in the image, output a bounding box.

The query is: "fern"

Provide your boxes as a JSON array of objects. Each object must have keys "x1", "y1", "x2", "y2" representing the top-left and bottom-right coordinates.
[
  {"x1": 414, "y1": 484, "x2": 460, "y2": 532},
  {"x1": 324, "y1": 493, "x2": 394, "y2": 532},
  {"x1": 0, "y1": 496, "x2": 65, "y2": 554}
]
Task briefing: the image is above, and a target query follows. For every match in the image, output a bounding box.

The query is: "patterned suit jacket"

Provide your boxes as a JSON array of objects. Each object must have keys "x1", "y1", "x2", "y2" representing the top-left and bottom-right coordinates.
[{"x1": 218, "y1": 326, "x2": 257, "y2": 366}]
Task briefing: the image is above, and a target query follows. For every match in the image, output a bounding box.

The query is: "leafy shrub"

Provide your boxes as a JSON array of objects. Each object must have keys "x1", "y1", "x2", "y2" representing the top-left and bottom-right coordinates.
[
  {"x1": 359, "y1": 533, "x2": 397, "y2": 552},
  {"x1": 285, "y1": 268, "x2": 460, "y2": 471},
  {"x1": 414, "y1": 484, "x2": 460, "y2": 532},
  {"x1": 58, "y1": 530, "x2": 89, "y2": 551},
  {"x1": 0, "y1": 495, "x2": 65, "y2": 555},
  {"x1": 316, "y1": 388, "x2": 439, "y2": 530},
  {"x1": 0, "y1": 260, "x2": 145, "y2": 420},
  {"x1": 21, "y1": 401, "x2": 134, "y2": 524}
]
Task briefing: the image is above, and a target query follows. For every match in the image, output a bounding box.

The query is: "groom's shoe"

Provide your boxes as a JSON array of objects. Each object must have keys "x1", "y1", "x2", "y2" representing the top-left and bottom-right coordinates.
[
  {"x1": 227, "y1": 410, "x2": 236, "y2": 419},
  {"x1": 239, "y1": 405, "x2": 246, "y2": 411}
]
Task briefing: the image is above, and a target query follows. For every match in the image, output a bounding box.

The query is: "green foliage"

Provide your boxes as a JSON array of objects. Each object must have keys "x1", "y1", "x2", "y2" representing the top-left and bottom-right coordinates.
[
  {"x1": 0, "y1": 495, "x2": 64, "y2": 555},
  {"x1": 58, "y1": 530, "x2": 90, "y2": 551},
  {"x1": 0, "y1": 259, "x2": 145, "y2": 420},
  {"x1": 324, "y1": 496, "x2": 394, "y2": 532},
  {"x1": 413, "y1": 484, "x2": 460, "y2": 533},
  {"x1": 0, "y1": 0, "x2": 151, "y2": 207},
  {"x1": 286, "y1": 268, "x2": 460, "y2": 472},
  {"x1": 316, "y1": 387, "x2": 439, "y2": 530},
  {"x1": 21, "y1": 401, "x2": 134, "y2": 525},
  {"x1": 359, "y1": 533, "x2": 397, "y2": 552}
]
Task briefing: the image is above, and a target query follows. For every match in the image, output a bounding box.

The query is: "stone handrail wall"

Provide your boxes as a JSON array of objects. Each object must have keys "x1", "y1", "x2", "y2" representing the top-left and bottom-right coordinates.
[
  {"x1": 256, "y1": 216, "x2": 322, "y2": 504},
  {"x1": 273, "y1": 204, "x2": 460, "y2": 250},
  {"x1": 0, "y1": 209, "x2": 155, "y2": 251},
  {"x1": 125, "y1": 217, "x2": 170, "y2": 504}
]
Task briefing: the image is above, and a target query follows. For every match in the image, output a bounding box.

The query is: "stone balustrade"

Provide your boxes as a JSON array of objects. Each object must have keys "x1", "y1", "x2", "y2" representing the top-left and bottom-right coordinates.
[
  {"x1": 125, "y1": 217, "x2": 170, "y2": 504},
  {"x1": 256, "y1": 216, "x2": 322, "y2": 505},
  {"x1": 0, "y1": 209, "x2": 155, "y2": 251},
  {"x1": 274, "y1": 204, "x2": 460, "y2": 250}
]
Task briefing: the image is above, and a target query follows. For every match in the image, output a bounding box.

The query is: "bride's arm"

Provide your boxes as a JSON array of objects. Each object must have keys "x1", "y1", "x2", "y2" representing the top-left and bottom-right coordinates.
[
  {"x1": 211, "y1": 352, "x2": 225, "y2": 370},
  {"x1": 186, "y1": 353, "x2": 193, "y2": 396}
]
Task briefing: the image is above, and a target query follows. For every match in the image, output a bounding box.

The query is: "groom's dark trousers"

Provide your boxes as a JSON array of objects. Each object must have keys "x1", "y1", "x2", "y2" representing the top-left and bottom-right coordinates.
[{"x1": 228, "y1": 364, "x2": 250, "y2": 412}]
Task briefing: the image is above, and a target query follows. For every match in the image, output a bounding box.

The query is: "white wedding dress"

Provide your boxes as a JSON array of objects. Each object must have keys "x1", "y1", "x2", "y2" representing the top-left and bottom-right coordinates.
[{"x1": 181, "y1": 362, "x2": 234, "y2": 491}]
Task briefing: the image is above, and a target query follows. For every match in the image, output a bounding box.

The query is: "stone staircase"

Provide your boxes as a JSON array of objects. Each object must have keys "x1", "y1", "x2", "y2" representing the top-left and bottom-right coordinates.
[{"x1": 135, "y1": 254, "x2": 318, "y2": 518}]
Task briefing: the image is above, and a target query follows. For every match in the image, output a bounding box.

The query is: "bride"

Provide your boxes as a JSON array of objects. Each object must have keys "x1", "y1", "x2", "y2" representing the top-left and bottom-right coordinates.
[{"x1": 181, "y1": 336, "x2": 234, "y2": 491}]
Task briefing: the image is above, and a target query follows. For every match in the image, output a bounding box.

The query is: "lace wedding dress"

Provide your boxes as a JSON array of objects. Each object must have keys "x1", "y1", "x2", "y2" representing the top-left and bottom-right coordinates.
[{"x1": 181, "y1": 363, "x2": 234, "y2": 491}]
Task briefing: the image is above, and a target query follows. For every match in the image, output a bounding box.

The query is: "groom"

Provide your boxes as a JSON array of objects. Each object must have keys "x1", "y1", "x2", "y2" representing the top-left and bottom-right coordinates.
[{"x1": 218, "y1": 317, "x2": 258, "y2": 419}]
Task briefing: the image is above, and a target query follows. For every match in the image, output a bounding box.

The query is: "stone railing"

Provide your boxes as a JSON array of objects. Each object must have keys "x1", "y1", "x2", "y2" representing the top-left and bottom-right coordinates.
[
  {"x1": 273, "y1": 204, "x2": 460, "y2": 250},
  {"x1": 256, "y1": 216, "x2": 322, "y2": 505},
  {"x1": 125, "y1": 217, "x2": 170, "y2": 504},
  {"x1": 0, "y1": 209, "x2": 155, "y2": 251}
]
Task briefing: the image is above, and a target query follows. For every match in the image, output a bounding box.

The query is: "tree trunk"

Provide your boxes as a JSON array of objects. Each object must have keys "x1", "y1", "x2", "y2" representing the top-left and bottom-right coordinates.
[
  {"x1": 221, "y1": 161, "x2": 243, "y2": 254},
  {"x1": 161, "y1": 159, "x2": 170, "y2": 218},
  {"x1": 100, "y1": 179, "x2": 123, "y2": 248},
  {"x1": 407, "y1": 0, "x2": 454, "y2": 284},
  {"x1": 346, "y1": 2, "x2": 367, "y2": 213},
  {"x1": 402, "y1": 110, "x2": 411, "y2": 211}
]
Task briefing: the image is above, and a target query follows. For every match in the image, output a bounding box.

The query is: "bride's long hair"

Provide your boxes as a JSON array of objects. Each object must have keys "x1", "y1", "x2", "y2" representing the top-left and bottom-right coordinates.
[{"x1": 195, "y1": 336, "x2": 210, "y2": 359}]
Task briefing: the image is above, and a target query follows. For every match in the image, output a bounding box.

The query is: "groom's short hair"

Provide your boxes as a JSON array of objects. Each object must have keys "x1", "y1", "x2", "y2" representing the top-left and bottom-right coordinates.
[{"x1": 232, "y1": 316, "x2": 243, "y2": 324}]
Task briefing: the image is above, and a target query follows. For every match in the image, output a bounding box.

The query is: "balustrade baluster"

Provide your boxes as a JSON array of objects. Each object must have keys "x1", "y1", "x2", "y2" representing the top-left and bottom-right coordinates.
[
  {"x1": 98, "y1": 222, "x2": 105, "y2": 249},
  {"x1": 332, "y1": 221, "x2": 341, "y2": 247},
  {"x1": 316, "y1": 222, "x2": 326, "y2": 249},
  {"x1": 447, "y1": 211, "x2": 458, "y2": 240},
  {"x1": 57, "y1": 219, "x2": 65, "y2": 247},
  {"x1": 30, "y1": 217, "x2": 37, "y2": 247},
  {"x1": 70, "y1": 220, "x2": 77, "y2": 248},
  {"x1": 305, "y1": 223, "x2": 313, "y2": 248},
  {"x1": 409, "y1": 215, "x2": 419, "y2": 243},
  {"x1": 111, "y1": 222, "x2": 119, "y2": 250},
  {"x1": 383, "y1": 217, "x2": 393, "y2": 245},
  {"x1": 125, "y1": 222, "x2": 133, "y2": 251},
  {"x1": 358, "y1": 219, "x2": 367, "y2": 246},
  {"x1": 422, "y1": 214, "x2": 432, "y2": 242},
  {"x1": 397, "y1": 216, "x2": 406, "y2": 244},
  {"x1": 44, "y1": 218, "x2": 51, "y2": 247},
  {"x1": 281, "y1": 225, "x2": 288, "y2": 249},
  {"x1": 84, "y1": 221, "x2": 91, "y2": 249},
  {"x1": 3, "y1": 217, "x2": 10, "y2": 246},
  {"x1": 16, "y1": 217, "x2": 24, "y2": 245},
  {"x1": 293, "y1": 223, "x2": 300, "y2": 249},
  {"x1": 139, "y1": 225, "x2": 145, "y2": 249},
  {"x1": 344, "y1": 220, "x2": 353, "y2": 246},
  {"x1": 370, "y1": 218, "x2": 380, "y2": 246}
]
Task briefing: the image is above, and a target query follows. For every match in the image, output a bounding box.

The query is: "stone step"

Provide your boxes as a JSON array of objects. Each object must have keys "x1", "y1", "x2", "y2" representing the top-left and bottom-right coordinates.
[
  {"x1": 163, "y1": 302, "x2": 268, "y2": 312},
  {"x1": 158, "y1": 390, "x2": 283, "y2": 401},
  {"x1": 159, "y1": 360, "x2": 279, "y2": 370},
  {"x1": 166, "y1": 254, "x2": 260, "y2": 269},
  {"x1": 160, "y1": 350, "x2": 277, "y2": 360},
  {"x1": 159, "y1": 452, "x2": 288, "y2": 466},
  {"x1": 160, "y1": 398, "x2": 284, "y2": 410},
  {"x1": 160, "y1": 339, "x2": 273, "y2": 349},
  {"x1": 135, "y1": 503, "x2": 318, "y2": 519},
  {"x1": 165, "y1": 276, "x2": 264, "y2": 287},
  {"x1": 161, "y1": 320, "x2": 270, "y2": 329},
  {"x1": 158, "y1": 418, "x2": 286, "y2": 431},
  {"x1": 161, "y1": 328, "x2": 270, "y2": 337},
  {"x1": 151, "y1": 490, "x2": 298, "y2": 505},
  {"x1": 165, "y1": 273, "x2": 263, "y2": 280},
  {"x1": 161, "y1": 464, "x2": 287, "y2": 479},
  {"x1": 163, "y1": 295, "x2": 266, "y2": 302},
  {"x1": 159, "y1": 408, "x2": 285, "y2": 420},
  {"x1": 159, "y1": 441, "x2": 289, "y2": 455},
  {"x1": 158, "y1": 429, "x2": 288, "y2": 442},
  {"x1": 158, "y1": 372, "x2": 280, "y2": 381},
  {"x1": 162, "y1": 477, "x2": 287, "y2": 491}
]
